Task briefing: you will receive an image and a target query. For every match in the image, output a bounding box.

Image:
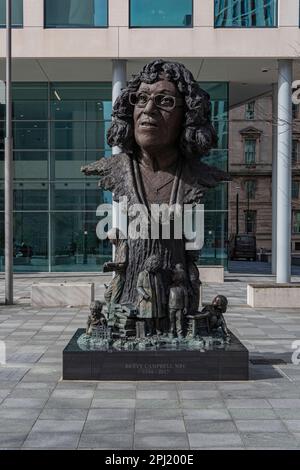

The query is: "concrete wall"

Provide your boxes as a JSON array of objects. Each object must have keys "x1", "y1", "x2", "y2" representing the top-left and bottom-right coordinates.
[{"x1": 0, "y1": 0, "x2": 300, "y2": 59}]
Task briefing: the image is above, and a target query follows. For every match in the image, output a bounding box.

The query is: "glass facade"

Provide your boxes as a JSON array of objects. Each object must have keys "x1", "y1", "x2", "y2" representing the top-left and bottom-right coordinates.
[
  {"x1": 130, "y1": 0, "x2": 193, "y2": 28},
  {"x1": 201, "y1": 82, "x2": 229, "y2": 267},
  {"x1": 0, "y1": 82, "x2": 112, "y2": 272},
  {"x1": 44, "y1": 0, "x2": 108, "y2": 28},
  {"x1": 0, "y1": 80, "x2": 228, "y2": 272},
  {"x1": 0, "y1": 0, "x2": 23, "y2": 27},
  {"x1": 214, "y1": 0, "x2": 277, "y2": 28}
]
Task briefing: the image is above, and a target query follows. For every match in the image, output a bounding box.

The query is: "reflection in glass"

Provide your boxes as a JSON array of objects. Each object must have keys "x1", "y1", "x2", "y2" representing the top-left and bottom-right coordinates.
[
  {"x1": 45, "y1": 0, "x2": 108, "y2": 28},
  {"x1": 215, "y1": 0, "x2": 277, "y2": 28},
  {"x1": 52, "y1": 181, "x2": 104, "y2": 211},
  {"x1": 14, "y1": 182, "x2": 48, "y2": 211},
  {"x1": 14, "y1": 152, "x2": 48, "y2": 179},
  {"x1": 14, "y1": 122, "x2": 48, "y2": 149},
  {"x1": 130, "y1": 0, "x2": 193, "y2": 27},
  {"x1": 51, "y1": 212, "x2": 111, "y2": 272}
]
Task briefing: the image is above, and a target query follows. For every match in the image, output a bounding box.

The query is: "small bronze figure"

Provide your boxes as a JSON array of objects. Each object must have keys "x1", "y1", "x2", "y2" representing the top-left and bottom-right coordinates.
[
  {"x1": 168, "y1": 266, "x2": 188, "y2": 339},
  {"x1": 187, "y1": 295, "x2": 230, "y2": 341},
  {"x1": 103, "y1": 228, "x2": 128, "y2": 315},
  {"x1": 136, "y1": 255, "x2": 167, "y2": 335},
  {"x1": 86, "y1": 301, "x2": 107, "y2": 336}
]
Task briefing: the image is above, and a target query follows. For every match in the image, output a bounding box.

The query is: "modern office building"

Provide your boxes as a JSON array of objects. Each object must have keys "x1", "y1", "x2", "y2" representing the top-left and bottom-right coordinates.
[{"x1": 0, "y1": 0, "x2": 299, "y2": 275}]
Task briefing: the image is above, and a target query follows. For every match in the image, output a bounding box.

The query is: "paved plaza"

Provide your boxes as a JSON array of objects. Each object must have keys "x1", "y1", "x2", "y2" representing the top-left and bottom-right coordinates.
[{"x1": 0, "y1": 269, "x2": 300, "y2": 449}]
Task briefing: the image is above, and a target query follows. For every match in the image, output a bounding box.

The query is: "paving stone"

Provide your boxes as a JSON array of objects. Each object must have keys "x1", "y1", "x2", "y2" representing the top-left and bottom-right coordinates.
[
  {"x1": 183, "y1": 409, "x2": 231, "y2": 420},
  {"x1": 31, "y1": 419, "x2": 85, "y2": 433},
  {"x1": 0, "y1": 418, "x2": 37, "y2": 433},
  {"x1": 51, "y1": 389, "x2": 94, "y2": 400},
  {"x1": 228, "y1": 408, "x2": 278, "y2": 420},
  {"x1": 39, "y1": 408, "x2": 88, "y2": 421},
  {"x1": 134, "y1": 434, "x2": 189, "y2": 450},
  {"x1": 136, "y1": 399, "x2": 180, "y2": 409},
  {"x1": 269, "y1": 399, "x2": 300, "y2": 409},
  {"x1": 226, "y1": 399, "x2": 272, "y2": 409},
  {"x1": 87, "y1": 408, "x2": 134, "y2": 421},
  {"x1": 235, "y1": 420, "x2": 286, "y2": 432},
  {"x1": 181, "y1": 400, "x2": 225, "y2": 409},
  {"x1": 136, "y1": 408, "x2": 183, "y2": 420},
  {"x1": 79, "y1": 433, "x2": 133, "y2": 450},
  {"x1": 0, "y1": 433, "x2": 28, "y2": 449},
  {"x1": 136, "y1": 391, "x2": 177, "y2": 400},
  {"x1": 94, "y1": 390, "x2": 136, "y2": 399},
  {"x1": 45, "y1": 398, "x2": 92, "y2": 409},
  {"x1": 23, "y1": 432, "x2": 80, "y2": 449},
  {"x1": 241, "y1": 432, "x2": 298, "y2": 449},
  {"x1": 96, "y1": 382, "x2": 136, "y2": 391},
  {"x1": 1, "y1": 398, "x2": 48, "y2": 409},
  {"x1": 83, "y1": 419, "x2": 134, "y2": 434},
  {"x1": 185, "y1": 420, "x2": 236, "y2": 433},
  {"x1": 282, "y1": 421, "x2": 300, "y2": 432},
  {"x1": 188, "y1": 433, "x2": 243, "y2": 448},
  {"x1": 178, "y1": 390, "x2": 221, "y2": 400},
  {"x1": 135, "y1": 419, "x2": 185, "y2": 433}
]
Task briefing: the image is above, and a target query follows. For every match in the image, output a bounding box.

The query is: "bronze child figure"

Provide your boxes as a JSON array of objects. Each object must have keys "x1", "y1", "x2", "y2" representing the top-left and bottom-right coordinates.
[
  {"x1": 168, "y1": 265, "x2": 189, "y2": 339},
  {"x1": 86, "y1": 301, "x2": 107, "y2": 336}
]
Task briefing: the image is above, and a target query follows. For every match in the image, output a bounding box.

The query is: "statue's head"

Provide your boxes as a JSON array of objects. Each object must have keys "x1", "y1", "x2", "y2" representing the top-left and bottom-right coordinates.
[
  {"x1": 212, "y1": 295, "x2": 228, "y2": 313},
  {"x1": 107, "y1": 60, "x2": 217, "y2": 158},
  {"x1": 90, "y1": 300, "x2": 104, "y2": 318},
  {"x1": 143, "y1": 254, "x2": 162, "y2": 273}
]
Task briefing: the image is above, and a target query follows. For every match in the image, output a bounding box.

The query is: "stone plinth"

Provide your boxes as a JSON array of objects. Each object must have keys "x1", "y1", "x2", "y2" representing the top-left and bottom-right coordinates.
[
  {"x1": 247, "y1": 283, "x2": 300, "y2": 308},
  {"x1": 63, "y1": 329, "x2": 249, "y2": 381},
  {"x1": 198, "y1": 265, "x2": 224, "y2": 283},
  {"x1": 31, "y1": 282, "x2": 94, "y2": 307}
]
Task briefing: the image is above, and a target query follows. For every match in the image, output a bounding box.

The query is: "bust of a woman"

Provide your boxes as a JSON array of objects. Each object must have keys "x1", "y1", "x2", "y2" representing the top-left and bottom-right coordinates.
[{"x1": 82, "y1": 60, "x2": 228, "y2": 333}]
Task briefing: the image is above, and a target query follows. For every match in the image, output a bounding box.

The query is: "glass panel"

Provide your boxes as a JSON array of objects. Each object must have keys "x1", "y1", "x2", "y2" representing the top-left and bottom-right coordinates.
[
  {"x1": 202, "y1": 182, "x2": 228, "y2": 211},
  {"x1": 0, "y1": 181, "x2": 3, "y2": 209},
  {"x1": 51, "y1": 212, "x2": 111, "y2": 272},
  {"x1": 13, "y1": 101, "x2": 48, "y2": 121},
  {"x1": 14, "y1": 122, "x2": 48, "y2": 149},
  {"x1": 45, "y1": 0, "x2": 108, "y2": 28},
  {"x1": 14, "y1": 181, "x2": 48, "y2": 210},
  {"x1": 0, "y1": 0, "x2": 23, "y2": 27},
  {"x1": 52, "y1": 181, "x2": 104, "y2": 211},
  {"x1": 245, "y1": 210, "x2": 256, "y2": 233},
  {"x1": 11, "y1": 212, "x2": 48, "y2": 272},
  {"x1": 50, "y1": 100, "x2": 85, "y2": 121},
  {"x1": 14, "y1": 151, "x2": 48, "y2": 179},
  {"x1": 215, "y1": 0, "x2": 277, "y2": 27},
  {"x1": 200, "y1": 211, "x2": 228, "y2": 266},
  {"x1": 130, "y1": 0, "x2": 193, "y2": 27},
  {"x1": 0, "y1": 121, "x2": 4, "y2": 150},
  {"x1": 51, "y1": 121, "x2": 85, "y2": 150},
  {"x1": 52, "y1": 151, "x2": 107, "y2": 180},
  {"x1": 0, "y1": 152, "x2": 3, "y2": 179}
]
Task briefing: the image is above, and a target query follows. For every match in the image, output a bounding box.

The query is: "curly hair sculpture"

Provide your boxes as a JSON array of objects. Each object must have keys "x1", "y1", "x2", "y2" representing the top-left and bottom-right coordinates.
[{"x1": 107, "y1": 59, "x2": 218, "y2": 158}]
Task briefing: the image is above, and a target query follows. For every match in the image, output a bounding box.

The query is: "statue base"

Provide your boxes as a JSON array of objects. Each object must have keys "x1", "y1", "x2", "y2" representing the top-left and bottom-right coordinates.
[{"x1": 63, "y1": 329, "x2": 249, "y2": 381}]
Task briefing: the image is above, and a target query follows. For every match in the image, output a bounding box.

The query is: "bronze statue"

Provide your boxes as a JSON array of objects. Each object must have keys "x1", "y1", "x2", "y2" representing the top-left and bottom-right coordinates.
[
  {"x1": 188, "y1": 295, "x2": 230, "y2": 341},
  {"x1": 86, "y1": 301, "x2": 107, "y2": 336},
  {"x1": 168, "y1": 266, "x2": 188, "y2": 339},
  {"x1": 82, "y1": 60, "x2": 228, "y2": 332},
  {"x1": 136, "y1": 255, "x2": 167, "y2": 335},
  {"x1": 103, "y1": 228, "x2": 128, "y2": 315}
]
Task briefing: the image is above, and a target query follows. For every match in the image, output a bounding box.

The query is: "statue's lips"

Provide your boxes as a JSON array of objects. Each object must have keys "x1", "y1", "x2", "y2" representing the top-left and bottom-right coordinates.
[{"x1": 138, "y1": 120, "x2": 159, "y2": 130}]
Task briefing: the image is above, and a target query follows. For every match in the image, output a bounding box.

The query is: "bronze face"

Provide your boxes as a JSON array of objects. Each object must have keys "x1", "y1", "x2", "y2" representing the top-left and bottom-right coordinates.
[{"x1": 133, "y1": 80, "x2": 184, "y2": 151}]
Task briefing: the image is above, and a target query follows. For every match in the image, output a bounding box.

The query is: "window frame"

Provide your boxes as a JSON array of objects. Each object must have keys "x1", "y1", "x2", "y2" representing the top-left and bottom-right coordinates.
[
  {"x1": 214, "y1": 0, "x2": 278, "y2": 29},
  {"x1": 43, "y1": 0, "x2": 109, "y2": 29},
  {"x1": 129, "y1": 0, "x2": 194, "y2": 29},
  {"x1": 0, "y1": 0, "x2": 23, "y2": 28},
  {"x1": 244, "y1": 138, "x2": 257, "y2": 165}
]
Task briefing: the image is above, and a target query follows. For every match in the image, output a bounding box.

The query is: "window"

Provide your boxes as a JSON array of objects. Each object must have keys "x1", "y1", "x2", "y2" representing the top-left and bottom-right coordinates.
[
  {"x1": 44, "y1": 0, "x2": 108, "y2": 28},
  {"x1": 292, "y1": 181, "x2": 300, "y2": 200},
  {"x1": 245, "y1": 180, "x2": 256, "y2": 199},
  {"x1": 215, "y1": 0, "x2": 277, "y2": 28},
  {"x1": 245, "y1": 139, "x2": 256, "y2": 165},
  {"x1": 245, "y1": 101, "x2": 255, "y2": 120},
  {"x1": 292, "y1": 140, "x2": 300, "y2": 165},
  {"x1": 245, "y1": 210, "x2": 256, "y2": 233},
  {"x1": 0, "y1": 0, "x2": 23, "y2": 27},
  {"x1": 130, "y1": 0, "x2": 193, "y2": 28},
  {"x1": 293, "y1": 211, "x2": 300, "y2": 234}
]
